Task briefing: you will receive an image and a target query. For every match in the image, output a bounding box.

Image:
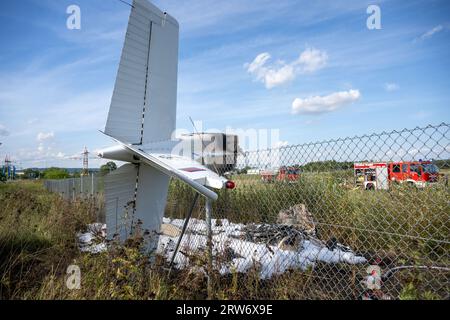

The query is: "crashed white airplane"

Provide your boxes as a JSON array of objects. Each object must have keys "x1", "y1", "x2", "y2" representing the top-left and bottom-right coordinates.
[{"x1": 98, "y1": 0, "x2": 235, "y2": 244}]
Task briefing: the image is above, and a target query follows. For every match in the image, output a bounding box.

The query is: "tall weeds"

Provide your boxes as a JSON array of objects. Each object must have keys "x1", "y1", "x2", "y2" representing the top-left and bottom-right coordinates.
[{"x1": 1, "y1": 178, "x2": 448, "y2": 300}]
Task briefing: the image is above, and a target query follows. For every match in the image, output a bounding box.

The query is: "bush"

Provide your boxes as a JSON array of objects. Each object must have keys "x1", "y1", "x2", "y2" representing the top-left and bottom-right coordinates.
[{"x1": 42, "y1": 167, "x2": 70, "y2": 180}]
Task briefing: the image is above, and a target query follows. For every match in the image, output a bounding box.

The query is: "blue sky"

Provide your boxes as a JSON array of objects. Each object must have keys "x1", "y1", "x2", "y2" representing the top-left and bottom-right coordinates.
[{"x1": 0, "y1": 0, "x2": 449, "y2": 168}]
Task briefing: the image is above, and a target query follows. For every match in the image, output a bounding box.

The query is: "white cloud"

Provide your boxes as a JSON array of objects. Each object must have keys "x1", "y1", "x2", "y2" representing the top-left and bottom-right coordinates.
[
  {"x1": 263, "y1": 64, "x2": 296, "y2": 89},
  {"x1": 37, "y1": 131, "x2": 54, "y2": 142},
  {"x1": 292, "y1": 89, "x2": 361, "y2": 115},
  {"x1": 246, "y1": 52, "x2": 271, "y2": 74},
  {"x1": 297, "y1": 48, "x2": 329, "y2": 73},
  {"x1": 245, "y1": 52, "x2": 296, "y2": 89},
  {"x1": 384, "y1": 82, "x2": 399, "y2": 92},
  {"x1": 418, "y1": 25, "x2": 444, "y2": 41},
  {"x1": 0, "y1": 124, "x2": 9, "y2": 137},
  {"x1": 245, "y1": 47, "x2": 328, "y2": 89}
]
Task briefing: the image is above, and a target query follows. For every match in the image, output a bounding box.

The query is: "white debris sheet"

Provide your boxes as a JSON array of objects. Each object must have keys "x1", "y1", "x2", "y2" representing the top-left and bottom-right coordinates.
[
  {"x1": 77, "y1": 223, "x2": 107, "y2": 254},
  {"x1": 77, "y1": 219, "x2": 367, "y2": 279},
  {"x1": 157, "y1": 218, "x2": 367, "y2": 279}
]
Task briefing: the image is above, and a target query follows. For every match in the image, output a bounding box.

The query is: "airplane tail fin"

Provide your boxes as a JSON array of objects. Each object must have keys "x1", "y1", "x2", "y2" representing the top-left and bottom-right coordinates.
[
  {"x1": 104, "y1": 163, "x2": 170, "y2": 247},
  {"x1": 105, "y1": 0, "x2": 179, "y2": 145}
]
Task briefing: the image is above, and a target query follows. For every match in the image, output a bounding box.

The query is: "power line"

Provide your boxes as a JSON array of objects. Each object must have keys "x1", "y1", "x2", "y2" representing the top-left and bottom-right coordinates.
[{"x1": 116, "y1": 0, "x2": 134, "y2": 8}]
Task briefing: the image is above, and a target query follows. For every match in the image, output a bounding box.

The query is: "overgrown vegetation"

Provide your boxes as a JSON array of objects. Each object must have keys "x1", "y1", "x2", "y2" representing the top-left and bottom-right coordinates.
[
  {"x1": 41, "y1": 167, "x2": 71, "y2": 180},
  {"x1": 0, "y1": 182, "x2": 291, "y2": 299},
  {"x1": 1, "y1": 176, "x2": 448, "y2": 300},
  {"x1": 166, "y1": 171, "x2": 450, "y2": 299},
  {"x1": 99, "y1": 161, "x2": 118, "y2": 176}
]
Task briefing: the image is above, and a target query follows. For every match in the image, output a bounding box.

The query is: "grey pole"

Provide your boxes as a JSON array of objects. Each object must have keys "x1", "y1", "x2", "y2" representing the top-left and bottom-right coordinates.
[
  {"x1": 72, "y1": 179, "x2": 75, "y2": 201},
  {"x1": 91, "y1": 173, "x2": 94, "y2": 195},
  {"x1": 169, "y1": 193, "x2": 199, "y2": 271},
  {"x1": 205, "y1": 198, "x2": 213, "y2": 299}
]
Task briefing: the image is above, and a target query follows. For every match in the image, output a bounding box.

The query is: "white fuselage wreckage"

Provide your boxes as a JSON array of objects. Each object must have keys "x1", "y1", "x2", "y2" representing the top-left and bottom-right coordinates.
[{"x1": 98, "y1": 0, "x2": 235, "y2": 244}]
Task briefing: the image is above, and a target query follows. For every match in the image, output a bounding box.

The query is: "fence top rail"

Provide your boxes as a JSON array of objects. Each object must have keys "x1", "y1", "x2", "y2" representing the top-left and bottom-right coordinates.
[
  {"x1": 243, "y1": 122, "x2": 449, "y2": 154},
  {"x1": 44, "y1": 175, "x2": 101, "y2": 183}
]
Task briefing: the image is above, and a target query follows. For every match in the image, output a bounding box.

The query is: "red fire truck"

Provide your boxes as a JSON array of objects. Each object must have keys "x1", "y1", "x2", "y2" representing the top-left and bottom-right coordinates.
[
  {"x1": 261, "y1": 166, "x2": 300, "y2": 183},
  {"x1": 354, "y1": 161, "x2": 440, "y2": 190}
]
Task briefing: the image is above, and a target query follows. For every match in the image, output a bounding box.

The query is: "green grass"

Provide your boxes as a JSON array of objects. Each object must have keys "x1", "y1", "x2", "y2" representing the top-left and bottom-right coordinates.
[
  {"x1": 0, "y1": 181, "x2": 97, "y2": 299},
  {"x1": 167, "y1": 172, "x2": 449, "y2": 255},
  {"x1": 165, "y1": 171, "x2": 450, "y2": 299},
  {"x1": 1, "y1": 178, "x2": 449, "y2": 300}
]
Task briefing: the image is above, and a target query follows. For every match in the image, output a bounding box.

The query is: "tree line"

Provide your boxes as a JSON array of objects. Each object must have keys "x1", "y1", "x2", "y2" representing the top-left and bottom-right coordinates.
[
  {"x1": 19, "y1": 161, "x2": 118, "y2": 180},
  {"x1": 237, "y1": 159, "x2": 450, "y2": 174}
]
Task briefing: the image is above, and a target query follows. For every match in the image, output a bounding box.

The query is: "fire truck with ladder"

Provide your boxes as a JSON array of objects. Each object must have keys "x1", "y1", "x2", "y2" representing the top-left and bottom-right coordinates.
[
  {"x1": 260, "y1": 166, "x2": 301, "y2": 183},
  {"x1": 354, "y1": 160, "x2": 440, "y2": 190}
]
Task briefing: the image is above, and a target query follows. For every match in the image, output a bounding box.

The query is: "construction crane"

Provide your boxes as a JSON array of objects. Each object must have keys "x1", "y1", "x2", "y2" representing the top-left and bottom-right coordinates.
[
  {"x1": 68, "y1": 146, "x2": 98, "y2": 176},
  {"x1": 82, "y1": 146, "x2": 89, "y2": 176}
]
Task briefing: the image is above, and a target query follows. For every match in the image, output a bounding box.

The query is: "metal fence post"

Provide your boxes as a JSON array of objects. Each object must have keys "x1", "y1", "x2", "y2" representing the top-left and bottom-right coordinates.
[
  {"x1": 91, "y1": 173, "x2": 94, "y2": 195},
  {"x1": 205, "y1": 198, "x2": 213, "y2": 299},
  {"x1": 72, "y1": 179, "x2": 75, "y2": 201}
]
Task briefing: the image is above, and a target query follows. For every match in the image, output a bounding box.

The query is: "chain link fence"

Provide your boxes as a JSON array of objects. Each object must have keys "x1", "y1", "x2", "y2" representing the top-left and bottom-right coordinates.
[
  {"x1": 45, "y1": 123, "x2": 450, "y2": 299},
  {"x1": 43, "y1": 174, "x2": 104, "y2": 201},
  {"x1": 162, "y1": 123, "x2": 449, "y2": 300}
]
